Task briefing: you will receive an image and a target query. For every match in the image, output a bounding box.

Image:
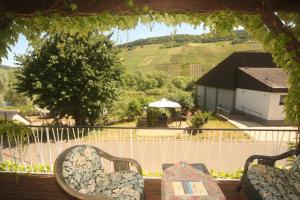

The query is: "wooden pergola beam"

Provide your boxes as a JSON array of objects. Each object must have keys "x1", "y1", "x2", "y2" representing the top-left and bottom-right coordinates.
[{"x1": 1, "y1": 0, "x2": 300, "y2": 17}]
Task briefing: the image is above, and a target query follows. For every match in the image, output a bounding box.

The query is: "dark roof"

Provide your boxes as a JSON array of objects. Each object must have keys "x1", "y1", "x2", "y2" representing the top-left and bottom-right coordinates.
[
  {"x1": 196, "y1": 51, "x2": 277, "y2": 89},
  {"x1": 0, "y1": 110, "x2": 31, "y2": 123},
  {"x1": 0, "y1": 110, "x2": 19, "y2": 119},
  {"x1": 237, "y1": 68, "x2": 288, "y2": 92}
]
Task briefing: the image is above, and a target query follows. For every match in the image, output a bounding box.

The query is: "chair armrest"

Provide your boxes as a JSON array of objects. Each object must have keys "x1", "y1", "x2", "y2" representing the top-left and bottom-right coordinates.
[
  {"x1": 242, "y1": 149, "x2": 299, "y2": 177},
  {"x1": 96, "y1": 148, "x2": 143, "y2": 175},
  {"x1": 111, "y1": 157, "x2": 143, "y2": 175}
]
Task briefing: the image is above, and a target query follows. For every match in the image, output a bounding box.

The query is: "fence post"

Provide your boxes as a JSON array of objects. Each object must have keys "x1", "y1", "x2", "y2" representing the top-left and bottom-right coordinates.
[
  {"x1": 130, "y1": 129, "x2": 133, "y2": 157},
  {"x1": 46, "y1": 128, "x2": 53, "y2": 173}
]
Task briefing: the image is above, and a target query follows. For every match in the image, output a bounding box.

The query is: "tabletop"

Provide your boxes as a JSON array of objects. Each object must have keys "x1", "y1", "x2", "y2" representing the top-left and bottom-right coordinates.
[{"x1": 161, "y1": 162, "x2": 226, "y2": 200}]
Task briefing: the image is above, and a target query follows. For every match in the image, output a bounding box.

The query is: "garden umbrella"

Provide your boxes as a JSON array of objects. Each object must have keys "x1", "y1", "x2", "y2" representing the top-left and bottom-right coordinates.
[{"x1": 148, "y1": 98, "x2": 181, "y2": 108}]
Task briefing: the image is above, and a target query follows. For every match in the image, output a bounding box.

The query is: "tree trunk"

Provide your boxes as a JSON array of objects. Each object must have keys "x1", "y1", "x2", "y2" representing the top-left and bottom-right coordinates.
[{"x1": 258, "y1": 0, "x2": 300, "y2": 62}]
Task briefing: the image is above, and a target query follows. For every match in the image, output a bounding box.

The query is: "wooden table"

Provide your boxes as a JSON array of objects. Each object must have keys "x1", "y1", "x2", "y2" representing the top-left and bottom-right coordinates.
[{"x1": 161, "y1": 162, "x2": 226, "y2": 200}]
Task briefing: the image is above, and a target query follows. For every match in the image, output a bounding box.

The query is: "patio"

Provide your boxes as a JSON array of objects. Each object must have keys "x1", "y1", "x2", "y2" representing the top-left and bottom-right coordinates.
[
  {"x1": 0, "y1": 126, "x2": 296, "y2": 199},
  {"x1": 0, "y1": 173, "x2": 247, "y2": 200}
]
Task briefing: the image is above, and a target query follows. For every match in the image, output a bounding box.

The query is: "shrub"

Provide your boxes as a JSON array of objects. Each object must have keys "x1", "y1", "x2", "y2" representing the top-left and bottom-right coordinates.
[
  {"x1": 4, "y1": 89, "x2": 29, "y2": 107},
  {"x1": 168, "y1": 91, "x2": 195, "y2": 114},
  {"x1": 188, "y1": 111, "x2": 212, "y2": 128},
  {"x1": 19, "y1": 104, "x2": 39, "y2": 116},
  {"x1": 185, "y1": 80, "x2": 195, "y2": 91},
  {"x1": 0, "y1": 161, "x2": 50, "y2": 173},
  {"x1": 0, "y1": 120, "x2": 31, "y2": 147},
  {"x1": 127, "y1": 97, "x2": 154, "y2": 120},
  {"x1": 146, "y1": 108, "x2": 170, "y2": 127},
  {"x1": 172, "y1": 76, "x2": 188, "y2": 89},
  {"x1": 127, "y1": 99, "x2": 142, "y2": 120}
]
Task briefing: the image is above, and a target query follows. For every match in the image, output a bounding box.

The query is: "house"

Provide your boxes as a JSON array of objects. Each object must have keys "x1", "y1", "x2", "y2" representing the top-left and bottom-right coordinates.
[
  {"x1": 196, "y1": 51, "x2": 288, "y2": 124},
  {"x1": 0, "y1": 110, "x2": 31, "y2": 125}
]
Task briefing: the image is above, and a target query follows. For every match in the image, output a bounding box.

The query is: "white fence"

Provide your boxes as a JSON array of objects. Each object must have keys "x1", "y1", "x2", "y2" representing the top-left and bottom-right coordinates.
[{"x1": 0, "y1": 126, "x2": 297, "y2": 174}]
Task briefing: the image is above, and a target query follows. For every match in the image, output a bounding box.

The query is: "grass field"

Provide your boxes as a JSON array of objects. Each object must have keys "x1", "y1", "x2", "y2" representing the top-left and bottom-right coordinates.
[
  {"x1": 121, "y1": 41, "x2": 263, "y2": 77},
  {"x1": 83, "y1": 119, "x2": 251, "y2": 141}
]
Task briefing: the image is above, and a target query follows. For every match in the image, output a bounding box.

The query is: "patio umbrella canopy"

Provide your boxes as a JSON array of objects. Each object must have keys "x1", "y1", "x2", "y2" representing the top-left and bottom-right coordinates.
[{"x1": 148, "y1": 98, "x2": 181, "y2": 108}]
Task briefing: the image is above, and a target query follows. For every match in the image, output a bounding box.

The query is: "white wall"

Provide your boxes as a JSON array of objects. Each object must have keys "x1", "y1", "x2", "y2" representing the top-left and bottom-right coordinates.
[
  {"x1": 196, "y1": 85, "x2": 205, "y2": 107},
  {"x1": 217, "y1": 89, "x2": 235, "y2": 112},
  {"x1": 235, "y1": 88, "x2": 270, "y2": 120},
  {"x1": 235, "y1": 88, "x2": 286, "y2": 121},
  {"x1": 205, "y1": 87, "x2": 217, "y2": 111},
  {"x1": 12, "y1": 114, "x2": 31, "y2": 125},
  {"x1": 196, "y1": 86, "x2": 235, "y2": 112},
  {"x1": 267, "y1": 93, "x2": 286, "y2": 120}
]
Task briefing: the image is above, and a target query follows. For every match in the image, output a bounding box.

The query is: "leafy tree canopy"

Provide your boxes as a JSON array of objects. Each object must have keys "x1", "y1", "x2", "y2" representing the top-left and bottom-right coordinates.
[{"x1": 15, "y1": 32, "x2": 125, "y2": 125}]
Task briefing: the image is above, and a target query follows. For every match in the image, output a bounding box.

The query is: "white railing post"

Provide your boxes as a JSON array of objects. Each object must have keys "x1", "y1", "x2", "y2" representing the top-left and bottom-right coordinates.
[
  {"x1": 46, "y1": 127, "x2": 53, "y2": 173},
  {"x1": 130, "y1": 129, "x2": 133, "y2": 157}
]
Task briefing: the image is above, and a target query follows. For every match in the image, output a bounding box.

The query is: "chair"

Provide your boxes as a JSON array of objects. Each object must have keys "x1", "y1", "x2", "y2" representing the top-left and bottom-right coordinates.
[
  {"x1": 238, "y1": 144, "x2": 300, "y2": 199},
  {"x1": 54, "y1": 145, "x2": 145, "y2": 200}
]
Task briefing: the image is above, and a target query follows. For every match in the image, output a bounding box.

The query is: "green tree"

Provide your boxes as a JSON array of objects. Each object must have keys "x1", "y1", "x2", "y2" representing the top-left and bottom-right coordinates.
[
  {"x1": 172, "y1": 76, "x2": 188, "y2": 89},
  {"x1": 15, "y1": 32, "x2": 124, "y2": 125},
  {"x1": 168, "y1": 91, "x2": 195, "y2": 114},
  {"x1": 3, "y1": 70, "x2": 29, "y2": 106},
  {"x1": 0, "y1": 70, "x2": 7, "y2": 94},
  {"x1": 127, "y1": 97, "x2": 153, "y2": 120},
  {"x1": 127, "y1": 99, "x2": 142, "y2": 120},
  {"x1": 0, "y1": 71, "x2": 8, "y2": 105},
  {"x1": 4, "y1": 89, "x2": 29, "y2": 106}
]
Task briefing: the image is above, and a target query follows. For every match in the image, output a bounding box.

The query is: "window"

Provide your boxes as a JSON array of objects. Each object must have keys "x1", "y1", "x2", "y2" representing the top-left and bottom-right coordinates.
[{"x1": 279, "y1": 95, "x2": 286, "y2": 105}]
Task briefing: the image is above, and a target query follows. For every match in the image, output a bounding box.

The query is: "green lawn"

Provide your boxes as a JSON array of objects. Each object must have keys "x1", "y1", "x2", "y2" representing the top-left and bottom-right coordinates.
[
  {"x1": 84, "y1": 119, "x2": 250, "y2": 141},
  {"x1": 203, "y1": 120, "x2": 237, "y2": 129}
]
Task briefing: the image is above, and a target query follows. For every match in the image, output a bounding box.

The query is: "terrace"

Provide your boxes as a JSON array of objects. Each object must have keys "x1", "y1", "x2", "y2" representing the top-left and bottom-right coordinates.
[
  {"x1": 0, "y1": 126, "x2": 297, "y2": 199},
  {"x1": 0, "y1": 0, "x2": 300, "y2": 199}
]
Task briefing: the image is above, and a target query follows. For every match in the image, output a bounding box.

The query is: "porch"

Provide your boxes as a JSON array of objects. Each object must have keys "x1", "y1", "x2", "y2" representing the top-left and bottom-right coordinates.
[
  {"x1": 0, "y1": 173, "x2": 247, "y2": 200},
  {"x1": 0, "y1": 126, "x2": 297, "y2": 200}
]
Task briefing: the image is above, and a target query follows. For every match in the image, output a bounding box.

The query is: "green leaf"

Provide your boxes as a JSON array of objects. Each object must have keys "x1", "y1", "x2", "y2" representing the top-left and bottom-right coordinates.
[{"x1": 70, "y1": 3, "x2": 78, "y2": 12}]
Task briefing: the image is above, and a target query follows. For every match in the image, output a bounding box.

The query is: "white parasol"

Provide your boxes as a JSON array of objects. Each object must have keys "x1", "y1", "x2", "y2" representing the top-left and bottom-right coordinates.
[{"x1": 148, "y1": 98, "x2": 181, "y2": 108}]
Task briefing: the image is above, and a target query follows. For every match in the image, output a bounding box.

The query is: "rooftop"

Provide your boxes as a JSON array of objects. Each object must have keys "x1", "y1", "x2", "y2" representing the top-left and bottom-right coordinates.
[
  {"x1": 238, "y1": 67, "x2": 288, "y2": 89},
  {"x1": 196, "y1": 51, "x2": 276, "y2": 90}
]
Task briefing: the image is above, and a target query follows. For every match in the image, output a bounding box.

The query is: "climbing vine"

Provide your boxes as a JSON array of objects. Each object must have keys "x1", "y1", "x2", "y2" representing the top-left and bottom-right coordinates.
[{"x1": 0, "y1": 1, "x2": 300, "y2": 128}]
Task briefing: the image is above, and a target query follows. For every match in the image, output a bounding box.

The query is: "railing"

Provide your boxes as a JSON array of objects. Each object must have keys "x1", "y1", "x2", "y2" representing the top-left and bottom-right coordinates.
[
  {"x1": 216, "y1": 106, "x2": 230, "y2": 119},
  {"x1": 0, "y1": 126, "x2": 297, "y2": 175}
]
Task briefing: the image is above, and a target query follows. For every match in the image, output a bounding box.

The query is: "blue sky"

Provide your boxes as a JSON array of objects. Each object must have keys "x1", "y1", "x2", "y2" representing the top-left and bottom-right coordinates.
[{"x1": 1, "y1": 22, "x2": 208, "y2": 67}]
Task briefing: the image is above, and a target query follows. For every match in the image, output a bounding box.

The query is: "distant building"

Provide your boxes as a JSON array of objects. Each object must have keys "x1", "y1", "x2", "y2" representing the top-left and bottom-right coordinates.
[
  {"x1": 196, "y1": 51, "x2": 288, "y2": 124},
  {"x1": 0, "y1": 110, "x2": 31, "y2": 125}
]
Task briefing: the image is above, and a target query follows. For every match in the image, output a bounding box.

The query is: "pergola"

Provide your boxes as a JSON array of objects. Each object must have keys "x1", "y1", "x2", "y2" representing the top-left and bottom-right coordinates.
[
  {"x1": 0, "y1": 0, "x2": 299, "y2": 60},
  {"x1": 0, "y1": 2, "x2": 297, "y2": 79},
  {"x1": 2, "y1": 0, "x2": 300, "y2": 14}
]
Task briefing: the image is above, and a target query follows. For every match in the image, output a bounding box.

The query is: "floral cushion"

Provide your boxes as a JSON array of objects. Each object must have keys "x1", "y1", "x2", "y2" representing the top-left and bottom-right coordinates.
[
  {"x1": 61, "y1": 146, "x2": 144, "y2": 199},
  {"x1": 292, "y1": 155, "x2": 300, "y2": 172},
  {"x1": 247, "y1": 164, "x2": 300, "y2": 200},
  {"x1": 102, "y1": 171, "x2": 144, "y2": 200}
]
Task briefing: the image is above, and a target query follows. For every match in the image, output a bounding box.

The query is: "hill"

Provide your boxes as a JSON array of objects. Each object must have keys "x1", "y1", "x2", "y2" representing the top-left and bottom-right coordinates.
[
  {"x1": 120, "y1": 40, "x2": 263, "y2": 78},
  {"x1": 0, "y1": 33, "x2": 264, "y2": 80},
  {"x1": 119, "y1": 30, "x2": 249, "y2": 49}
]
